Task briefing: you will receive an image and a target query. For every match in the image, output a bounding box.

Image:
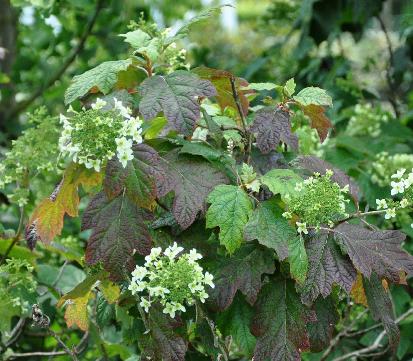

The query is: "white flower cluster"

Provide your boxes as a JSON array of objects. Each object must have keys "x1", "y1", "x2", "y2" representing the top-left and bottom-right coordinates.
[
  {"x1": 296, "y1": 221, "x2": 308, "y2": 235},
  {"x1": 59, "y1": 98, "x2": 143, "y2": 171},
  {"x1": 128, "y1": 243, "x2": 214, "y2": 318},
  {"x1": 376, "y1": 168, "x2": 412, "y2": 222}
]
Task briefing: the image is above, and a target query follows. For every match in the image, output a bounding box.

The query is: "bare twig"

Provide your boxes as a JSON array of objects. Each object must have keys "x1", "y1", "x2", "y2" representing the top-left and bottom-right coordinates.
[
  {"x1": 48, "y1": 330, "x2": 79, "y2": 361},
  {"x1": 31, "y1": 304, "x2": 79, "y2": 361},
  {"x1": 5, "y1": 318, "x2": 26, "y2": 347},
  {"x1": 229, "y1": 77, "x2": 247, "y2": 133},
  {"x1": 9, "y1": 333, "x2": 90, "y2": 360},
  {"x1": 331, "y1": 308, "x2": 413, "y2": 361},
  {"x1": 197, "y1": 122, "x2": 243, "y2": 132},
  {"x1": 8, "y1": 0, "x2": 104, "y2": 119},
  {"x1": 206, "y1": 317, "x2": 230, "y2": 361},
  {"x1": 377, "y1": 15, "x2": 400, "y2": 118},
  {"x1": 229, "y1": 76, "x2": 252, "y2": 163},
  {"x1": 7, "y1": 350, "x2": 67, "y2": 359},
  {"x1": 346, "y1": 322, "x2": 382, "y2": 337}
]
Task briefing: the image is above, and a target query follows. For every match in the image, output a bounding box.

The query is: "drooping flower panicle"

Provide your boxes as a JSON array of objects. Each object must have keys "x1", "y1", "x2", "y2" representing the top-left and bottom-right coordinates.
[
  {"x1": 128, "y1": 243, "x2": 214, "y2": 318},
  {"x1": 59, "y1": 98, "x2": 143, "y2": 172}
]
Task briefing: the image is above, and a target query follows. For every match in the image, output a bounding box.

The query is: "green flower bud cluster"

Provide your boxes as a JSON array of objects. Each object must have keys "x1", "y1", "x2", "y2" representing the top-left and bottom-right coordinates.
[
  {"x1": 163, "y1": 41, "x2": 190, "y2": 71},
  {"x1": 240, "y1": 163, "x2": 261, "y2": 192},
  {"x1": 0, "y1": 108, "x2": 61, "y2": 205},
  {"x1": 283, "y1": 170, "x2": 349, "y2": 230},
  {"x1": 128, "y1": 243, "x2": 214, "y2": 318},
  {"x1": 59, "y1": 98, "x2": 143, "y2": 172},
  {"x1": 346, "y1": 103, "x2": 390, "y2": 138},
  {"x1": 370, "y1": 152, "x2": 413, "y2": 187},
  {"x1": 0, "y1": 259, "x2": 37, "y2": 315}
]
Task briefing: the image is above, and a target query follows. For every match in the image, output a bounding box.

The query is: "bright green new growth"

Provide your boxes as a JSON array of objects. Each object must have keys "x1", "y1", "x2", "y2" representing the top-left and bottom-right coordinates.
[
  {"x1": 206, "y1": 185, "x2": 253, "y2": 253},
  {"x1": 240, "y1": 163, "x2": 261, "y2": 192},
  {"x1": 284, "y1": 170, "x2": 349, "y2": 227}
]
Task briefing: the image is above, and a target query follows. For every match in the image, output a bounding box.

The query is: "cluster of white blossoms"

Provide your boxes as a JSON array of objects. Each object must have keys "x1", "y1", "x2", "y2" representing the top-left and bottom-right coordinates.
[
  {"x1": 376, "y1": 168, "x2": 413, "y2": 224},
  {"x1": 59, "y1": 98, "x2": 143, "y2": 172},
  {"x1": 128, "y1": 243, "x2": 214, "y2": 318}
]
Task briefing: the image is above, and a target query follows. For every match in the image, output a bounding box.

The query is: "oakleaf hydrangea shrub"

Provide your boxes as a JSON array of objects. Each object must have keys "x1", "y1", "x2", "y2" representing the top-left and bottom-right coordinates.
[{"x1": 2, "y1": 8, "x2": 413, "y2": 361}]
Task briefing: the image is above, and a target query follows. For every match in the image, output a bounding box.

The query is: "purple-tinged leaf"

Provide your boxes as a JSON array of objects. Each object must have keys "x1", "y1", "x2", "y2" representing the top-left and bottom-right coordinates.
[
  {"x1": 139, "y1": 304, "x2": 187, "y2": 361},
  {"x1": 251, "y1": 277, "x2": 315, "y2": 361},
  {"x1": 139, "y1": 70, "x2": 216, "y2": 135},
  {"x1": 104, "y1": 143, "x2": 169, "y2": 209},
  {"x1": 250, "y1": 107, "x2": 298, "y2": 154},
  {"x1": 363, "y1": 273, "x2": 400, "y2": 350},
  {"x1": 335, "y1": 223, "x2": 413, "y2": 283},
  {"x1": 210, "y1": 245, "x2": 275, "y2": 311},
  {"x1": 161, "y1": 151, "x2": 229, "y2": 230},
  {"x1": 301, "y1": 233, "x2": 357, "y2": 305},
  {"x1": 307, "y1": 296, "x2": 339, "y2": 352},
  {"x1": 81, "y1": 191, "x2": 152, "y2": 280}
]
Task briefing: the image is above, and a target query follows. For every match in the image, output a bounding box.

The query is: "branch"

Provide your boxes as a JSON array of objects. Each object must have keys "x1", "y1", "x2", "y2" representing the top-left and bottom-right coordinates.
[
  {"x1": 31, "y1": 304, "x2": 79, "y2": 361},
  {"x1": 8, "y1": 0, "x2": 104, "y2": 119},
  {"x1": 6, "y1": 333, "x2": 88, "y2": 359},
  {"x1": 5, "y1": 318, "x2": 25, "y2": 347},
  {"x1": 229, "y1": 76, "x2": 247, "y2": 132},
  {"x1": 331, "y1": 308, "x2": 413, "y2": 361},
  {"x1": 48, "y1": 330, "x2": 79, "y2": 361},
  {"x1": 376, "y1": 15, "x2": 400, "y2": 118},
  {"x1": 7, "y1": 350, "x2": 67, "y2": 359},
  {"x1": 331, "y1": 209, "x2": 387, "y2": 229},
  {"x1": 229, "y1": 76, "x2": 252, "y2": 163},
  {"x1": 197, "y1": 122, "x2": 243, "y2": 132}
]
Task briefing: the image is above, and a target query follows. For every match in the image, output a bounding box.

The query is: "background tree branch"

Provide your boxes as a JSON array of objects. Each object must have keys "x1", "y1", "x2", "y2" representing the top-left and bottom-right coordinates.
[{"x1": 4, "y1": 0, "x2": 104, "y2": 124}]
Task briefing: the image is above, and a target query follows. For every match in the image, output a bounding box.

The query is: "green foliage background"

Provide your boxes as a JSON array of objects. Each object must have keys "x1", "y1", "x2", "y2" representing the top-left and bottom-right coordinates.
[{"x1": 1, "y1": 0, "x2": 413, "y2": 360}]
